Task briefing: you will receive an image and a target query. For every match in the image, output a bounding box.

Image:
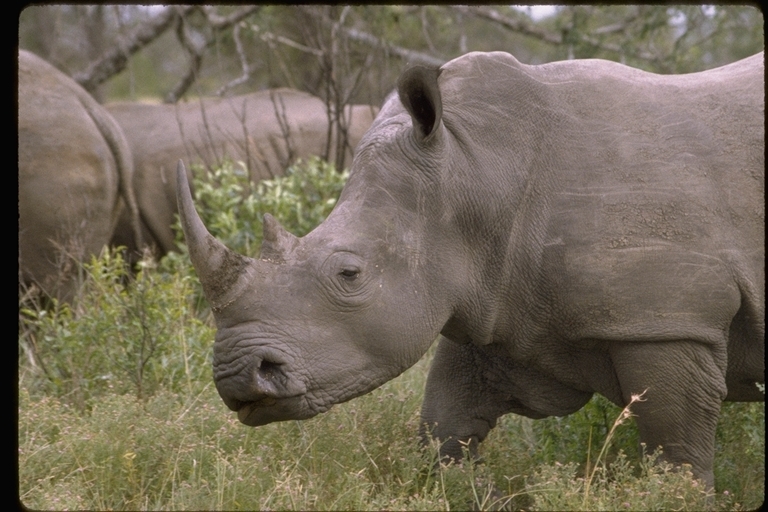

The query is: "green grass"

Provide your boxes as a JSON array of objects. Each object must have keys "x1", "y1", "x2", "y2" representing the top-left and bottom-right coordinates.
[
  {"x1": 19, "y1": 158, "x2": 764, "y2": 510},
  {"x1": 18, "y1": 355, "x2": 764, "y2": 510}
]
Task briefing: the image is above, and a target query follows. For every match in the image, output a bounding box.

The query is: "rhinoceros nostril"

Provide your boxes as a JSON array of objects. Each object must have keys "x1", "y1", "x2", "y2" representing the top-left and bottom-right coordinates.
[
  {"x1": 214, "y1": 350, "x2": 307, "y2": 412},
  {"x1": 258, "y1": 360, "x2": 281, "y2": 379},
  {"x1": 253, "y1": 359, "x2": 286, "y2": 396}
]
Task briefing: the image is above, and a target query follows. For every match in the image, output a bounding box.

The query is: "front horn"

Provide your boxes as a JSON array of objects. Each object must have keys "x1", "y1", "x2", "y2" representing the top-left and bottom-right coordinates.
[{"x1": 176, "y1": 160, "x2": 255, "y2": 312}]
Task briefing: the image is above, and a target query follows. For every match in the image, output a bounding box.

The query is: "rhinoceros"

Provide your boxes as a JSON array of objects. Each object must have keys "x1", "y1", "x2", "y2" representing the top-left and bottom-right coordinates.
[
  {"x1": 107, "y1": 91, "x2": 377, "y2": 258},
  {"x1": 19, "y1": 50, "x2": 142, "y2": 301},
  {"x1": 177, "y1": 51, "x2": 764, "y2": 488}
]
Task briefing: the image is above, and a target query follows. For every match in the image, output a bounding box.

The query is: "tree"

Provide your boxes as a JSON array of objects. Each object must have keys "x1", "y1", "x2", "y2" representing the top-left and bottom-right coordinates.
[{"x1": 19, "y1": 6, "x2": 763, "y2": 106}]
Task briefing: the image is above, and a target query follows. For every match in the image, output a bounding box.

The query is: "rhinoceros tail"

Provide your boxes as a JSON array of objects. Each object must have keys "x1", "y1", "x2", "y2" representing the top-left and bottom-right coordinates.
[{"x1": 80, "y1": 92, "x2": 144, "y2": 253}]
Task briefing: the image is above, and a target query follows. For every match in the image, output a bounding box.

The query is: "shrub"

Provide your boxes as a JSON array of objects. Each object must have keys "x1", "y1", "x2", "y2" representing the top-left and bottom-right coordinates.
[
  {"x1": 713, "y1": 399, "x2": 765, "y2": 509},
  {"x1": 526, "y1": 450, "x2": 720, "y2": 511},
  {"x1": 19, "y1": 156, "x2": 349, "y2": 410},
  {"x1": 483, "y1": 393, "x2": 763, "y2": 511},
  {"x1": 180, "y1": 156, "x2": 348, "y2": 258},
  {"x1": 19, "y1": 248, "x2": 214, "y2": 409}
]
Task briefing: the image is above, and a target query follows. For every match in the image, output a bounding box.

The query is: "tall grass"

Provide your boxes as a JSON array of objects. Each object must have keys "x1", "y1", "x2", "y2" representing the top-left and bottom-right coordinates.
[{"x1": 19, "y1": 158, "x2": 764, "y2": 510}]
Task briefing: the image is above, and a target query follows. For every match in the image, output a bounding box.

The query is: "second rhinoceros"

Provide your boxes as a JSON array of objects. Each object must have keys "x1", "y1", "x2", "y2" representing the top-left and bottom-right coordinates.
[
  {"x1": 19, "y1": 50, "x2": 142, "y2": 301},
  {"x1": 177, "y1": 51, "x2": 765, "y2": 488},
  {"x1": 108, "y1": 91, "x2": 377, "y2": 257}
]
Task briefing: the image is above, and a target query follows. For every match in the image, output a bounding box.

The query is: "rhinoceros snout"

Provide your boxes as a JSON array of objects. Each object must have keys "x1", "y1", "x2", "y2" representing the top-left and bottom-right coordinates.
[{"x1": 214, "y1": 357, "x2": 306, "y2": 413}]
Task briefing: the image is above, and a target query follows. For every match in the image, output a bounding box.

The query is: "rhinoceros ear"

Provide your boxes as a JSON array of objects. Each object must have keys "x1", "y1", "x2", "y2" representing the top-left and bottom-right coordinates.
[
  {"x1": 397, "y1": 65, "x2": 443, "y2": 142},
  {"x1": 260, "y1": 213, "x2": 298, "y2": 262}
]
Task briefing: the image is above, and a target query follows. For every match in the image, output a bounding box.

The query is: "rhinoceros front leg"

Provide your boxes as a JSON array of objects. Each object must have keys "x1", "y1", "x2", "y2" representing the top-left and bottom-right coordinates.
[
  {"x1": 420, "y1": 337, "x2": 505, "y2": 461},
  {"x1": 609, "y1": 340, "x2": 727, "y2": 488},
  {"x1": 419, "y1": 336, "x2": 591, "y2": 462}
]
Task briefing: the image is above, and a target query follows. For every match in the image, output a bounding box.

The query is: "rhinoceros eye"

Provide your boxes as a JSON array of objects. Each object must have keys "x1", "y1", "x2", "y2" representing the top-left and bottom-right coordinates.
[
  {"x1": 339, "y1": 268, "x2": 359, "y2": 280},
  {"x1": 322, "y1": 252, "x2": 371, "y2": 302}
]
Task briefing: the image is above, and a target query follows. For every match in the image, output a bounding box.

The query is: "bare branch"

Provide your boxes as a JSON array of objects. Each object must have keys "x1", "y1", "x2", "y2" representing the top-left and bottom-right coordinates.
[
  {"x1": 339, "y1": 25, "x2": 446, "y2": 67},
  {"x1": 296, "y1": 5, "x2": 444, "y2": 68},
  {"x1": 454, "y1": 6, "x2": 561, "y2": 45},
  {"x1": 269, "y1": 90, "x2": 296, "y2": 172},
  {"x1": 260, "y1": 30, "x2": 300, "y2": 90},
  {"x1": 165, "y1": 11, "x2": 205, "y2": 103},
  {"x1": 579, "y1": 34, "x2": 657, "y2": 61},
  {"x1": 258, "y1": 29, "x2": 324, "y2": 57},
  {"x1": 73, "y1": 6, "x2": 194, "y2": 93},
  {"x1": 421, "y1": 7, "x2": 438, "y2": 54},
  {"x1": 166, "y1": 6, "x2": 263, "y2": 102},
  {"x1": 202, "y1": 5, "x2": 260, "y2": 29},
  {"x1": 457, "y1": 5, "x2": 662, "y2": 63},
  {"x1": 215, "y1": 23, "x2": 254, "y2": 96},
  {"x1": 593, "y1": 18, "x2": 637, "y2": 35}
]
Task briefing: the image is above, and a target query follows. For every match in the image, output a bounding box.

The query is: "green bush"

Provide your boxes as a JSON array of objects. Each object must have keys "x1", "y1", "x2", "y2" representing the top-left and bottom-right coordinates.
[
  {"x1": 159, "y1": 156, "x2": 349, "y2": 310},
  {"x1": 20, "y1": 157, "x2": 349, "y2": 409},
  {"x1": 19, "y1": 248, "x2": 214, "y2": 409},
  {"x1": 184, "y1": 156, "x2": 348, "y2": 258},
  {"x1": 713, "y1": 400, "x2": 765, "y2": 508}
]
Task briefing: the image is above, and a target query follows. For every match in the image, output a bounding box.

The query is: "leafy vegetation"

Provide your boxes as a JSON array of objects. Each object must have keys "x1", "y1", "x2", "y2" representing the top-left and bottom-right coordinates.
[
  {"x1": 189, "y1": 157, "x2": 348, "y2": 257},
  {"x1": 19, "y1": 159, "x2": 764, "y2": 510}
]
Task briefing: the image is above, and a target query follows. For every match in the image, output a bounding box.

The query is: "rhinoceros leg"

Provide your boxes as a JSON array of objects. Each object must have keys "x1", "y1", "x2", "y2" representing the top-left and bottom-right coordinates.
[
  {"x1": 420, "y1": 336, "x2": 591, "y2": 462},
  {"x1": 609, "y1": 340, "x2": 727, "y2": 488},
  {"x1": 420, "y1": 337, "x2": 500, "y2": 461}
]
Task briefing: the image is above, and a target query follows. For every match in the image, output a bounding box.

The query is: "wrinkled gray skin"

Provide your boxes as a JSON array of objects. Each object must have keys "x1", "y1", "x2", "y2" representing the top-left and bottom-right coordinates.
[
  {"x1": 108, "y1": 91, "x2": 377, "y2": 257},
  {"x1": 178, "y1": 52, "x2": 765, "y2": 488},
  {"x1": 18, "y1": 50, "x2": 142, "y2": 301}
]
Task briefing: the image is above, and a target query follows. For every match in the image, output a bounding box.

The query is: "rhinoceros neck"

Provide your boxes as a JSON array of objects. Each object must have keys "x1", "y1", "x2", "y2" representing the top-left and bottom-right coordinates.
[
  {"x1": 434, "y1": 122, "x2": 561, "y2": 348},
  {"x1": 334, "y1": 95, "x2": 561, "y2": 351},
  {"x1": 436, "y1": 175, "x2": 556, "y2": 349}
]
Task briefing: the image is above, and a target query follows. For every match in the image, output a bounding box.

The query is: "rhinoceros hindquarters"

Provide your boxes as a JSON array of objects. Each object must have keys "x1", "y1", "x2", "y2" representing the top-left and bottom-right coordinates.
[{"x1": 18, "y1": 50, "x2": 141, "y2": 302}]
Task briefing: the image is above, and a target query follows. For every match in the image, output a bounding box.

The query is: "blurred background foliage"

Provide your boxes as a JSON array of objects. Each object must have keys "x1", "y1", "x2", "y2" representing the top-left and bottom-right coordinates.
[{"x1": 19, "y1": 5, "x2": 764, "y2": 107}]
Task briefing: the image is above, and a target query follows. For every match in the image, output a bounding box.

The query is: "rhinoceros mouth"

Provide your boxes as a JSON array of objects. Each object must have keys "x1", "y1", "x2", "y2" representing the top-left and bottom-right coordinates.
[
  {"x1": 236, "y1": 398, "x2": 275, "y2": 424},
  {"x1": 235, "y1": 395, "x2": 319, "y2": 426}
]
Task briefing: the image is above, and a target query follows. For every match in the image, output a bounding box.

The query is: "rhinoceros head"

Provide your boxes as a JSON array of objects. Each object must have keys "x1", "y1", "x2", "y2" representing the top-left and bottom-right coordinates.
[{"x1": 176, "y1": 66, "x2": 463, "y2": 426}]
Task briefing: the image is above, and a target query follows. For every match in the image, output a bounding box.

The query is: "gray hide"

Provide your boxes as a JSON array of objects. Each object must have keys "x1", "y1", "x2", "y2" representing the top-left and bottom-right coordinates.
[
  {"x1": 177, "y1": 52, "x2": 764, "y2": 488},
  {"x1": 107, "y1": 91, "x2": 378, "y2": 257},
  {"x1": 18, "y1": 50, "x2": 142, "y2": 301}
]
